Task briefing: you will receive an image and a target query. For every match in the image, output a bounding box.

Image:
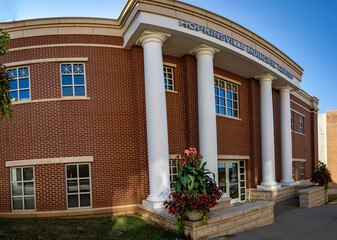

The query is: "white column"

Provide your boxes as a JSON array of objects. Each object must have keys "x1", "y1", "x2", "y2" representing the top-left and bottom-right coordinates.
[
  {"x1": 279, "y1": 86, "x2": 296, "y2": 186},
  {"x1": 255, "y1": 73, "x2": 280, "y2": 190},
  {"x1": 137, "y1": 30, "x2": 171, "y2": 207},
  {"x1": 190, "y1": 44, "x2": 221, "y2": 189}
]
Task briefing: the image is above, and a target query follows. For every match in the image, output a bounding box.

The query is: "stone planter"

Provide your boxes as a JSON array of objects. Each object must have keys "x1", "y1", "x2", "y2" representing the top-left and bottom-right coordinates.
[{"x1": 186, "y1": 210, "x2": 201, "y2": 221}]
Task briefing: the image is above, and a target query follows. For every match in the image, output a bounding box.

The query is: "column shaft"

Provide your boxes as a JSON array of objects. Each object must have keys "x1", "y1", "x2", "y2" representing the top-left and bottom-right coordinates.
[
  {"x1": 191, "y1": 45, "x2": 219, "y2": 186},
  {"x1": 256, "y1": 74, "x2": 280, "y2": 189},
  {"x1": 138, "y1": 31, "x2": 171, "y2": 204},
  {"x1": 280, "y1": 88, "x2": 295, "y2": 185}
]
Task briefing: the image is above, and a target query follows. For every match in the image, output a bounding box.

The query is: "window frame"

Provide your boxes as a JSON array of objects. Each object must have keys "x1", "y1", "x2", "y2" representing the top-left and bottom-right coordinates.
[
  {"x1": 169, "y1": 158, "x2": 178, "y2": 191},
  {"x1": 60, "y1": 63, "x2": 87, "y2": 98},
  {"x1": 65, "y1": 163, "x2": 92, "y2": 209},
  {"x1": 218, "y1": 160, "x2": 246, "y2": 203},
  {"x1": 299, "y1": 115, "x2": 304, "y2": 134},
  {"x1": 214, "y1": 77, "x2": 239, "y2": 118},
  {"x1": 163, "y1": 66, "x2": 174, "y2": 91},
  {"x1": 300, "y1": 162, "x2": 305, "y2": 180},
  {"x1": 7, "y1": 66, "x2": 31, "y2": 102},
  {"x1": 10, "y1": 166, "x2": 36, "y2": 211}
]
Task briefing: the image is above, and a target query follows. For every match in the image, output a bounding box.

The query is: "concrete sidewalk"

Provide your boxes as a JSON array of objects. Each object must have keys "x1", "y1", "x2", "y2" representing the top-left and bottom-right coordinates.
[{"x1": 215, "y1": 198, "x2": 337, "y2": 240}]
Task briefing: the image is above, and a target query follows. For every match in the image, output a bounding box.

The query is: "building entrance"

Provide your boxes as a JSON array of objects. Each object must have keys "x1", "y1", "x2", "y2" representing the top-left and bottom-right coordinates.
[{"x1": 218, "y1": 160, "x2": 246, "y2": 203}]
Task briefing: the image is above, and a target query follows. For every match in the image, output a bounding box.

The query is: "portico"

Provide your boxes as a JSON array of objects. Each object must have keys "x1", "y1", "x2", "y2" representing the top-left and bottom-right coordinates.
[
  {"x1": 135, "y1": 28, "x2": 299, "y2": 207},
  {"x1": 122, "y1": 2, "x2": 306, "y2": 207}
]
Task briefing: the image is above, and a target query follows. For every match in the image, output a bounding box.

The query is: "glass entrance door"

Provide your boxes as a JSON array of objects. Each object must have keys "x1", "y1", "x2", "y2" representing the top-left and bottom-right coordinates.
[
  {"x1": 218, "y1": 160, "x2": 246, "y2": 203},
  {"x1": 228, "y1": 162, "x2": 239, "y2": 200}
]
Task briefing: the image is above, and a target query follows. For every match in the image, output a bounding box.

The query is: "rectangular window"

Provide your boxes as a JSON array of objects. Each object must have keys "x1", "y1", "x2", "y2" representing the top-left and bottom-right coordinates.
[
  {"x1": 163, "y1": 66, "x2": 174, "y2": 91},
  {"x1": 169, "y1": 159, "x2": 178, "y2": 190},
  {"x1": 300, "y1": 162, "x2": 305, "y2": 180},
  {"x1": 66, "y1": 164, "x2": 91, "y2": 208},
  {"x1": 7, "y1": 66, "x2": 30, "y2": 102},
  {"x1": 214, "y1": 78, "x2": 239, "y2": 118},
  {"x1": 299, "y1": 116, "x2": 304, "y2": 134},
  {"x1": 291, "y1": 111, "x2": 294, "y2": 131},
  {"x1": 61, "y1": 63, "x2": 86, "y2": 97},
  {"x1": 292, "y1": 162, "x2": 295, "y2": 180},
  {"x1": 10, "y1": 167, "x2": 35, "y2": 211}
]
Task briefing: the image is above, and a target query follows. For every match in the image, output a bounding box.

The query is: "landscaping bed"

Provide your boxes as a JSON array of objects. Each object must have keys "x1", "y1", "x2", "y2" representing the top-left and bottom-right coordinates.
[{"x1": 0, "y1": 214, "x2": 180, "y2": 240}]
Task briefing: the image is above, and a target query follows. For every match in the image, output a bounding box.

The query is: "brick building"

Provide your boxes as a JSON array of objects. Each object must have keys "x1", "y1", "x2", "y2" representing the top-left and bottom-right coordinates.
[{"x1": 0, "y1": 0, "x2": 318, "y2": 216}]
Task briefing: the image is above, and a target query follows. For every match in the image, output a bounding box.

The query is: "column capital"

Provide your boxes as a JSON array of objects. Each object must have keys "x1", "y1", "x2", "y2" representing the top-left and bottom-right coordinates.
[
  {"x1": 255, "y1": 73, "x2": 276, "y2": 82},
  {"x1": 136, "y1": 30, "x2": 171, "y2": 47},
  {"x1": 189, "y1": 44, "x2": 220, "y2": 58},
  {"x1": 276, "y1": 85, "x2": 293, "y2": 92}
]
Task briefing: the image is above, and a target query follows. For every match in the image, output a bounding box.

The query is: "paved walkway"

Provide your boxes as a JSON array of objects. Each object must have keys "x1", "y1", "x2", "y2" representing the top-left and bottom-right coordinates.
[{"x1": 217, "y1": 198, "x2": 337, "y2": 240}]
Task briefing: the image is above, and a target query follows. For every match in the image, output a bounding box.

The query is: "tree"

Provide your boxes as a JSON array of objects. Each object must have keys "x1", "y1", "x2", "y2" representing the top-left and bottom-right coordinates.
[{"x1": 0, "y1": 28, "x2": 13, "y2": 122}]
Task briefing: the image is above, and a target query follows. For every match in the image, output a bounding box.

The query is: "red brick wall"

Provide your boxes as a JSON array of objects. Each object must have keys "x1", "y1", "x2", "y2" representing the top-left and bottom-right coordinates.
[
  {"x1": 290, "y1": 95, "x2": 318, "y2": 180},
  {"x1": 0, "y1": 34, "x2": 318, "y2": 213}
]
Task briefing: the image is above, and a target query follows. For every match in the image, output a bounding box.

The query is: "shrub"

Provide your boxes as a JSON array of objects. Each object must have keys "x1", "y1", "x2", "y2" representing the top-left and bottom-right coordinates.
[
  {"x1": 311, "y1": 161, "x2": 332, "y2": 189},
  {"x1": 163, "y1": 148, "x2": 222, "y2": 235}
]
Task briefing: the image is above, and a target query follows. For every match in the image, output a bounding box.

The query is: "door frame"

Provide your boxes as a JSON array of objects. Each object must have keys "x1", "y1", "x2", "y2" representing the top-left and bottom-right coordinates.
[{"x1": 218, "y1": 160, "x2": 246, "y2": 203}]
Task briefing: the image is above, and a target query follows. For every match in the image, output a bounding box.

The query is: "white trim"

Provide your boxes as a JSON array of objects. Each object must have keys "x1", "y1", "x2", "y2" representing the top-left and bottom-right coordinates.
[
  {"x1": 291, "y1": 100, "x2": 316, "y2": 113},
  {"x1": 169, "y1": 154, "x2": 180, "y2": 159},
  {"x1": 8, "y1": 44, "x2": 123, "y2": 52},
  {"x1": 165, "y1": 90, "x2": 178, "y2": 94},
  {"x1": 218, "y1": 160, "x2": 246, "y2": 203},
  {"x1": 12, "y1": 97, "x2": 90, "y2": 105},
  {"x1": 65, "y1": 163, "x2": 92, "y2": 209},
  {"x1": 163, "y1": 62, "x2": 177, "y2": 68},
  {"x1": 0, "y1": 204, "x2": 138, "y2": 218},
  {"x1": 4, "y1": 58, "x2": 88, "y2": 67},
  {"x1": 7, "y1": 66, "x2": 31, "y2": 102},
  {"x1": 291, "y1": 108, "x2": 305, "y2": 117},
  {"x1": 6, "y1": 156, "x2": 94, "y2": 167},
  {"x1": 163, "y1": 65, "x2": 174, "y2": 91},
  {"x1": 214, "y1": 74, "x2": 241, "y2": 86},
  {"x1": 292, "y1": 158, "x2": 306, "y2": 162},
  {"x1": 215, "y1": 77, "x2": 240, "y2": 119},
  {"x1": 218, "y1": 155, "x2": 250, "y2": 160},
  {"x1": 10, "y1": 166, "x2": 36, "y2": 211},
  {"x1": 291, "y1": 90, "x2": 312, "y2": 106},
  {"x1": 300, "y1": 161, "x2": 305, "y2": 180},
  {"x1": 292, "y1": 130, "x2": 305, "y2": 136},
  {"x1": 60, "y1": 63, "x2": 87, "y2": 98}
]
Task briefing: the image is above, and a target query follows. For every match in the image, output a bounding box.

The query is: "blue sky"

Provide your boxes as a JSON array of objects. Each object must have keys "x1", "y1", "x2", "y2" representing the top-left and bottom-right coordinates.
[{"x1": 1, "y1": 0, "x2": 336, "y2": 113}]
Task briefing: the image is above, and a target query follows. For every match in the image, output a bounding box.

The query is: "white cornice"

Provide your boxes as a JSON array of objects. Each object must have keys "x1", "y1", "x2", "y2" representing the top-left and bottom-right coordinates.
[
  {"x1": 4, "y1": 57, "x2": 88, "y2": 67},
  {"x1": 8, "y1": 43, "x2": 123, "y2": 52},
  {"x1": 6, "y1": 156, "x2": 94, "y2": 167}
]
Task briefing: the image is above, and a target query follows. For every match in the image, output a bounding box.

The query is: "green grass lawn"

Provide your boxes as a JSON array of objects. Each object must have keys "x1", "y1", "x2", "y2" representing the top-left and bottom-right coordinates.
[
  {"x1": 328, "y1": 194, "x2": 337, "y2": 203},
  {"x1": 0, "y1": 214, "x2": 182, "y2": 240}
]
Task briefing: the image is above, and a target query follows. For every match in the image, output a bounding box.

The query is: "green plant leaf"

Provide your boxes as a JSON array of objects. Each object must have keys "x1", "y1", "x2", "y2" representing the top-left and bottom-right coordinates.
[
  {"x1": 181, "y1": 176, "x2": 188, "y2": 187},
  {"x1": 190, "y1": 190, "x2": 197, "y2": 196}
]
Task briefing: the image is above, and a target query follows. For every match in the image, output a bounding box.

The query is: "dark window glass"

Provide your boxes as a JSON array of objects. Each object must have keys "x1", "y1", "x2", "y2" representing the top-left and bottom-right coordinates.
[
  {"x1": 19, "y1": 78, "x2": 29, "y2": 89},
  {"x1": 23, "y1": 167, "x2": 33, "y2": 181},
  {"x1": 75, "y1": 86, "x2": 85, "y2": 96},
  {"x1": 19, "y1": 90, "x2": 30, "y2": 100},
  {"x1": 80, "y1": 194, "x2": 90, "y2": 207},
  {"x1": 79, "y1": 165, "x2": 89, "y2": 178},
  {"x1": 68, "y1": 195, "x2": 78, "y2": 208},
  {"x1": 62, "y1": 75, "x2": 72, "y2": 85},
  {"x1": 67, "y1": 165, "x2": 77, "y2": 178},
  {"x1": 63, "y1": 87, "x2": 73, "y2": 96}
]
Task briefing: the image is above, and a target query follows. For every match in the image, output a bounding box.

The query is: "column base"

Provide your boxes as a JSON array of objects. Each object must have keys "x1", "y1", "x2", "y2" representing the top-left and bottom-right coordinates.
[
  {"x1": 257, "y1": 183, "x2": 281, "y2": 190},
  {"x1": 280, "y1": 181, "x2": 297, "y2": 187},
  {"x1": 142, "y1": 200, "x2": 165, "y2": 209}
]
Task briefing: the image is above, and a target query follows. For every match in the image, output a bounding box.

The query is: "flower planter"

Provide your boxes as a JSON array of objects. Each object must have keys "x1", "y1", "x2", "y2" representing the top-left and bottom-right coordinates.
[{"x1": 186, "y1": 210, "x2": 201, "y2": 221}]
